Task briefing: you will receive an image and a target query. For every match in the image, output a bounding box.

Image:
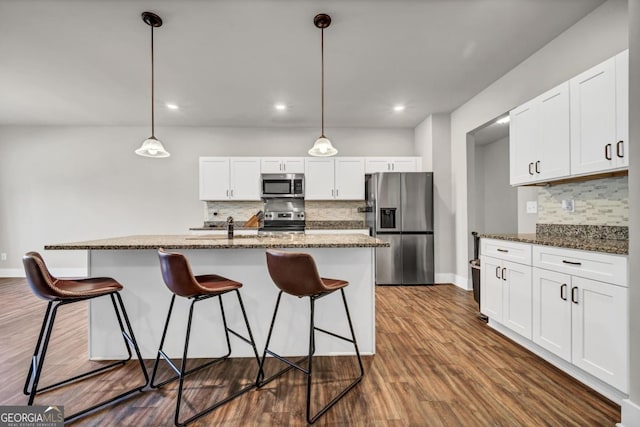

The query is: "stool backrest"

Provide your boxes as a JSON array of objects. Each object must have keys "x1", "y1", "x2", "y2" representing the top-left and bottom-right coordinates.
[
  {"x1": 23, "y1": 252, "x2": 62, "y2": 300},
  {"x1": 158, "y1": 248, "x2": 202, "y2": 297},
  {"x1": 265, "y1": 249, "x2": 327, "y2": 297}
]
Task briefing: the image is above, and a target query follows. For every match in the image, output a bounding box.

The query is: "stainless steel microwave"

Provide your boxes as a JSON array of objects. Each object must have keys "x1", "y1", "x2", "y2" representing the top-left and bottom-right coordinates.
[{"x1": 261, "y1": 173, "x2": 304, "y2": 198}]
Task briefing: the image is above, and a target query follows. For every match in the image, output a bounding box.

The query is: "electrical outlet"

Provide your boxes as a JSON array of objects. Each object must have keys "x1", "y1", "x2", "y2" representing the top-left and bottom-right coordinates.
[
  {"x1": 526, "y1": 201, "x2": 538, "y2": 214},
  {"x1": 0, "y1": 253, "x2": 6, "y2": 261},
  {"x1": 561, "y1": 199, "x2": 575, "y2": 213}
]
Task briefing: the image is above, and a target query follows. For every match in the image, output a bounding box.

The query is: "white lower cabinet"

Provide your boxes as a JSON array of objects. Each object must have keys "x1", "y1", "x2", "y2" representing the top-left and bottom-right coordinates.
[
  {"x1": 481, "y1": 255, "x2": 532, "y2": 339},
  {"x1": 532, "y1": 268, "x2": 628, "y2": 392},
  {"x1": 483, "y1": 238, "x2": 629, "y2": 395}
]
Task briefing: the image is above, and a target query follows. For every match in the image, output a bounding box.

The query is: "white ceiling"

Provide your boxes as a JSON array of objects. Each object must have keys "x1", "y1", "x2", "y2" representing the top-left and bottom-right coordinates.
[{"x1": 0, "y1": 0, "x2": 604, "y2": 129}]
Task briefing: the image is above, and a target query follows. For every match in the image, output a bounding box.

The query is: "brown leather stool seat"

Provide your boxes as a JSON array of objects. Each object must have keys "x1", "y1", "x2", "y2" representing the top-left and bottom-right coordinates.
[
  {"x1": 150, "y1": 249, "x2": 260, "y2": 427},
  {"x1": 22, "y1": 252, "x2": 148, "y2": 423},
  {"x1": 257, "y1": 249, "x2": 364, "y2": 424}
]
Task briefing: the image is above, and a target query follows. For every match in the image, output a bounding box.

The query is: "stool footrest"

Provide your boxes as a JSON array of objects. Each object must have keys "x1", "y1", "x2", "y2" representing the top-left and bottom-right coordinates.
[
  {"x1": 227, "y1": 328, "x2": 253, "y2": 346},
  {"x1": 313, "y1": 326, "x2": 355, "y2": 344},
  {"x1": 151, "y1": 352, "x2": 231, "y2": 389}
]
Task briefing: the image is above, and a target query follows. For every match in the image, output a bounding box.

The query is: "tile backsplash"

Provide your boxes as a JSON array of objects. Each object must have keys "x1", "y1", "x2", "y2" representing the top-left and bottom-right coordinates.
[
  {"x1": 204, "y1": 200, "x2": 366, "y2": 223},
  {"x1": 537, "y1": 176, "x2": 628, "y2": 226}
]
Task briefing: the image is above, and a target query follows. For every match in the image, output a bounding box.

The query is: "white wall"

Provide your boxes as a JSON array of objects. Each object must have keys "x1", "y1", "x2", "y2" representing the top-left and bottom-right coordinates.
[
  {"x1": 0, "y1": 125, "x2": 413, "y2": 274},
  {"x1": 623, "y1": 0, "x2": 640, "y2": 425},
  {"x1": 415, "y1": 114, "x2": 455, "y2": 283},
  {"x1": 450, "y1": 0, "x2": 629, "y2": 287},
  {"x1": 476, "y1": 137, "x2": 518, "y2": 234}
]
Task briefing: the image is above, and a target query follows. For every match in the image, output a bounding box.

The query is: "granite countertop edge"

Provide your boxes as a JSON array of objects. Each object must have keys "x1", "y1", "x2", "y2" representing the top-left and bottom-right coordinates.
[
  {"x1": 44, "y1": 234, "x2": 389, "y2": 250},
  {"x1": 480, "y1": 233, "x2": 628, "y2": 255}
]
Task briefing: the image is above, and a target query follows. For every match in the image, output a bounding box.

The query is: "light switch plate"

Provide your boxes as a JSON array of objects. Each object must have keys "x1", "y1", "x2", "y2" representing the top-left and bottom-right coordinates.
[
  {"x1": 561, "y1": 199, "x2": 575, "y2": 212},
  {"x1": 526, "y1": 201, "x2": 538, "y2": 214}
]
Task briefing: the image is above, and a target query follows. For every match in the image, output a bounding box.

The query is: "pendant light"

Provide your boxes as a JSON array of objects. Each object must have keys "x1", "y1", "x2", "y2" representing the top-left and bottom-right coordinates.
[
  {"x1": 135, "y1": 12, "x2": 170, "y2": 158},
  {"x1": 308, "y1": 13, "x2": 337, "y2": 157}
]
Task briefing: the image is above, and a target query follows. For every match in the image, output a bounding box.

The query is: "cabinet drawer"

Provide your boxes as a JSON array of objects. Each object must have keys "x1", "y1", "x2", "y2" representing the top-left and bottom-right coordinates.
[
  {"x1": 532, "y1": 245, "x2": 627, "y2": 287},
  {"x1": 481, "y1": 239, "x2": 532, "y2": 265}
]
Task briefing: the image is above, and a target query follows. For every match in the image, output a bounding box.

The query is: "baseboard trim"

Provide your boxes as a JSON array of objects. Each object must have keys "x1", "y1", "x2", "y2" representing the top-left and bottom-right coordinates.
[
  {"x1": 0, "y1": 267, "x2": 87, "y2": 278},
  {"x1": 619, "y1": 398, "x2": 640, "y2": 427},
  {"x1": 488, "y1": 320, "x2": 628, "y2": 405}
]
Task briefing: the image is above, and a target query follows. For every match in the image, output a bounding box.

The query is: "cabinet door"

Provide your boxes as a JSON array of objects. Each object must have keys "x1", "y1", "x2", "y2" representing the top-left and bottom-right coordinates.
[
  {"x1": 536, "y1": 82, "x2": 570, "y2": 182},
  {"x1": 282, "y1": 157, "x2": 305, "y2": 173},
  {"x1": 335, "y1": 157, "x2": 365, "y2": 200},
  {"x1": 229, "y1": 158, "x2": 261, "y2": 200},
  {"x1": 571, "y1": 276, "x2": 628, "y2": 392},
  {"x1": 305, "y1": 158, "x2": 335, "y2": 200},
  {"x1": 390, "y1": 158, "x2": 418, "y2": 172},
  {"x1": 365, "y1": 158, "x2": 391, "y2": 173},
  {"x1": 509, "y1": 100, "x2": 537, "y2": 185},
  {"x1": 532, "y1": 268, "x2": 571, "y2": 361},
  {"x1": 260, "y1": 158, "x2": 283, "y2": 173},
  {"x1": 199, "y1": 157, "x2": 230, "y2": 200},
  {"x1": 570, "y1": 57, "x2": 617, "y2": 175},
  {"x1": 480, "y1": 256, "x2": 503, "y2": 322},
  {"x1": 615, "y1": 50, "x2": 629, "y2": 168},
  {"x1": 502, "y1": 260, "x2": 532, "y2": 339}
]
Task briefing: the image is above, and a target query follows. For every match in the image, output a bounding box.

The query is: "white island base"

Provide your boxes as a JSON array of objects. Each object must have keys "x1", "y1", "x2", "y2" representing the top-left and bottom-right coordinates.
[{"x1": 88, "y1": 247, "x2": 375, "y2": 360}]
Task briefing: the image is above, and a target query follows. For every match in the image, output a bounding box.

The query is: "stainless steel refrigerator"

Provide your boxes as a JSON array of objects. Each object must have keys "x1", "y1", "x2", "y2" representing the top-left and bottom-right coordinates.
[{"x1": 365, "y1": 172, "x2": 434, "y2": 285}]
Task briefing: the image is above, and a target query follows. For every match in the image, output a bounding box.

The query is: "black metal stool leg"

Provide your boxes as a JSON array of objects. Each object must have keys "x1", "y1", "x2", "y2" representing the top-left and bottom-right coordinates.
[
  {"x1": 306, "y1": 290, "x2": 365, "y2": 424},
  {"x1": 150, "y1": 294, "x2": 177, "y2": 388},
  {"x1": 234, "y1": 290, "x2": 261, "y2": 365},
  {"x1": 152, "y1": 292, "x2": 260, "y2": 427},
  {"x1": 26, "y1": 301, "x2": 60, "y2": 405},
  {"x1": 23, "y1": 301, "x2": 54, "y2": 396},
  {"x1": 24, "y1": 293, "x2": 149, "y2": 423},
  {"x1": 306, "y1": 296, "x2": 316, "y2": 423}
]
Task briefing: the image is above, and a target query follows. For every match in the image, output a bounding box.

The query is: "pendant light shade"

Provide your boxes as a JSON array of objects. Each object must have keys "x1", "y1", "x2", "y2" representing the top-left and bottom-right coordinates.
[
  {"x1": 136, "y1": 12, "x2": 170, "y2": 158},
  {"x1": 309, "y1": 136, "x2": 337, "y2": 157},
  {"x1": 309, "y1": 13, "x2": 337, "y2": 157},
  {"x1": 135, "y1": 136, "x2": 170, "y2": 158}
]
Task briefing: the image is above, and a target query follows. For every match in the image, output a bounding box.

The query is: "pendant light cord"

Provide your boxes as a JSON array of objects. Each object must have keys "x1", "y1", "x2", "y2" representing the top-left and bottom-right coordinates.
[
  {"x1": 321, "y1": 27, "x2": 325, "y2": 138},
  {"x1": 150, "y1": 24, "x2": 155, "y2": 138}
]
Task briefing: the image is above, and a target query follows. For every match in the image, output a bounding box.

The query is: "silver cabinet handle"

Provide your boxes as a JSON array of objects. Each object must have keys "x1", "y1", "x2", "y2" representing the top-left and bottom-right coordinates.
[
  {"x1": 279, "y1": 163, "x2": 282, "y2": 171},
  {"x1": 230, "y1": 189, "x2": 233, "y2": 197},
  {"x1": 336, "y1": 188, "x2": 339, "y2": 197},
  {"x1": 571, "y1": 286, "x2": 579, "y2": 304},
  {"x1": 226, "y1": 189, "x2": 229, "y2": 197},
  {"x1": 535, "y1": 160, "x2": 540, "y2": 174},
  {"x1": 501, "y1": 268, "x2": 506, "y2": 281},
  {"x1": 528, "y1": 162, "x2": 534, "y2": 175},
  {"x1": 560, "y1": 284, "x2": 567, "y2": 301},
  {"x1": 495, "y1": 266, "x2": 501, "y2": 279},
  {"x1": 331, "y1": 189, "x2": 334, "y2": 197},
  {"x1": 562, "y1": 260, "x2": 582, "y2": 266},
  {"x1": 497, "y1": 248, "x2": 508, "y2": 253}
]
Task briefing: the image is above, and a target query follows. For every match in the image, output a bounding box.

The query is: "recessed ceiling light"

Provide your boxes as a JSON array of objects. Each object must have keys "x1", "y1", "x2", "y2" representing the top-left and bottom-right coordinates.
[
  {"x1": 496, "y1": 116, "x2": 510, "y2": 125},
  {"x1": 166, "y1": 103, "x2": 179, "y2": 110},
  {"x1": 393, "y1": 105, "x2": 406, "y2": 112},
  {"x1": 274, "y1": 103, "x2": 287, "y2": 111}
]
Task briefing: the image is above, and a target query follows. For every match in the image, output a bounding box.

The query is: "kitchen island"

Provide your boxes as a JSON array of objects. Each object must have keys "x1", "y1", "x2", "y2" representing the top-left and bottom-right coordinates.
[{"x1": 45, "y1": 234, "x2": 388, "y2": 359}]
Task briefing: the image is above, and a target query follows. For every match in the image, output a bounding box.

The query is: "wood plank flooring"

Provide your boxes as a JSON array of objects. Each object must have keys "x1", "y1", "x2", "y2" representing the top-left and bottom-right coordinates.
[{"x1": 0, "y1": 278, "x2": 620, "y2": 426}]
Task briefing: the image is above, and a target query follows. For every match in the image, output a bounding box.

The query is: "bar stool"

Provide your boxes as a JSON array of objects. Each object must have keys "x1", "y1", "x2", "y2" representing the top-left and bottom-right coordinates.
[
  {"x1": 22, "y1": 251, "x2": 149, "y2": 423},
  {"x1": 257, "y1": 249, "x2": 364, "y2": 424},
  {"x1": 150, "y1": 248, "x2": 260, "y2": 427}
]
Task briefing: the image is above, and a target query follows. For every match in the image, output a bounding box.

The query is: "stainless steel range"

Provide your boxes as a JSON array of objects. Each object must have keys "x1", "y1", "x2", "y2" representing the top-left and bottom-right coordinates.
[{"x1": 259, "y1": 198, "x2": 305, "y2": 234}]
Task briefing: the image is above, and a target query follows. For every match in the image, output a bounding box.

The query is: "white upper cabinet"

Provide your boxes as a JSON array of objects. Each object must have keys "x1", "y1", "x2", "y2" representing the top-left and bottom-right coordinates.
[
  {"x1": 365, "y1": 157, "x2": 421, "y2": 173},
  {"x1": 305, "y1": 157, "x2": 365, "y2": 200},
  {"x1": 334, "y1": 158, "x2": 365, "y2": 199},
  {"x1": 510, "y1": 82, "x2": 570, "y2": 185},
  {"x1": 260, "y1": 157, "x2": 305, "y2": 174},
  {"x1": 199, "y1": 157, "x2": 230, "y2": 200},
  {"x1": 570, "y1": 50, "x2": 628, "y2": 175},
  {"x1": 199, "y1": 157, "x2": 261, "y2": 201}
]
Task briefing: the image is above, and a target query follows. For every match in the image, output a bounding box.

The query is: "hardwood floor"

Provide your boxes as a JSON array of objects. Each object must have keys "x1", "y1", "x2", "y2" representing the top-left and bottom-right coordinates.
[{"x1": 0, "y1": 278, "x2": 620, "y2": 426}]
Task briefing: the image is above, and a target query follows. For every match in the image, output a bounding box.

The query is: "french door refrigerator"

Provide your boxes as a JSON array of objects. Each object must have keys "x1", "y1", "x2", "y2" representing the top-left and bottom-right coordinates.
[{"x1": 366, "y1": 172, "x2": 434, "y2": 285}]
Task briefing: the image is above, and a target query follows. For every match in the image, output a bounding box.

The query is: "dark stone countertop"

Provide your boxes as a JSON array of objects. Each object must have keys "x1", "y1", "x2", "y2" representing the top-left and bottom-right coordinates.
[{"x1": 480, "y1": 233, "x2": 628, "y2": 255}]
